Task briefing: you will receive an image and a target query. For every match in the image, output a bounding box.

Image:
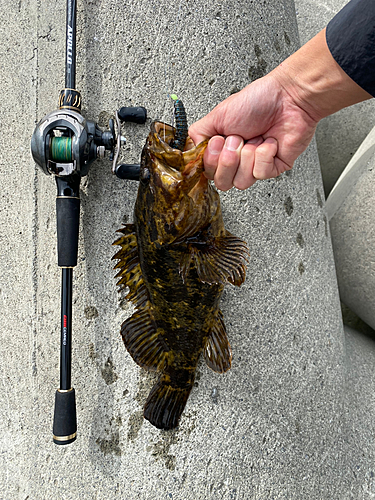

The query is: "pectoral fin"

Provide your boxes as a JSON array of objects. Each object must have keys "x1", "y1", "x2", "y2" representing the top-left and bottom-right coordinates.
[
  {"x1": 192, "y1": 231, "x2": 249, "y2": 286},
  {"x1": 204, "y1": 310, "x2": 232, "y2": 373}
]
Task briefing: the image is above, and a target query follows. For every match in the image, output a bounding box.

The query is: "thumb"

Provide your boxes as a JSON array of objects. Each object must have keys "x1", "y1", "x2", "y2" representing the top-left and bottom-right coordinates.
[{"x1": 189, "y1": 113, "x2": 220, "y2": 145}]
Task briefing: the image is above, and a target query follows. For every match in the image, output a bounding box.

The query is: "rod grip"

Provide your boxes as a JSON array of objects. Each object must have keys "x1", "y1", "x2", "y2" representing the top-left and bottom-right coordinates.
[
  {"x1": 56, "y1": 197, "x2": 80, "y2": 267},
  {"x1": 53, "y1": 388, "x2": 77, "y2": 445}
]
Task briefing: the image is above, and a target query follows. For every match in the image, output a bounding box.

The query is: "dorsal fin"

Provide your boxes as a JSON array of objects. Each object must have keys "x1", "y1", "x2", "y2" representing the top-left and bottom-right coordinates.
[
  {"x1": 112, "y1": 224, "x2": 147, "y2": 308},
  {"x1": 121, "y1": 308, "x2": 168, "y2": 371},
  {"x1": 204, "y1": 309, "x2": 232, "y2": 373},
  {"x1": 113, "y1": 224, "x2": 168, "y2": 371}
]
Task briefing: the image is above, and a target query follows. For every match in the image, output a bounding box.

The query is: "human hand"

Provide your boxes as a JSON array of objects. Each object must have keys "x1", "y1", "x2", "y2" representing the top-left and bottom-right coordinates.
[
  {"x1": 188, "y1": 72, "x2": 318, "y2": 191},
  {"x1": 189, "y1": 26, "x2": 374, "y2": 192}
]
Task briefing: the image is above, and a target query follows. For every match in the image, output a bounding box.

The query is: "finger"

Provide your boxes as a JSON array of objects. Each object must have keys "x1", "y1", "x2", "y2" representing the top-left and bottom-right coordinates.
[
  {"x1": 189, "y1": 116, "x2": 218, "y2": 145},
  {"x1": 232, "y1": 137, "x2": 263, "y2": 190},
  {"x1": 203, "y1": 136, "x2": 225, "y2": 180},
  {"x1": 214, "y1": 135, "x2": 243, "y2": 191},
  {"x1": 252, "y1": 138, "x2": 279, "y2": 180},
  {"x1": 274, "y1": 156, "x2": 294, "y2": 176}
]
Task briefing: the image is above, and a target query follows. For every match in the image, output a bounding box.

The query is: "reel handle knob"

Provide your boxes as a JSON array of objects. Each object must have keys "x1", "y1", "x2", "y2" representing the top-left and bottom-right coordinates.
[
  {"x1": 118, "y1": 106, "x2": 147, "y2": 124},
  {"x1": 114, "y1": 163, "x2": 140, "y2": 180}
]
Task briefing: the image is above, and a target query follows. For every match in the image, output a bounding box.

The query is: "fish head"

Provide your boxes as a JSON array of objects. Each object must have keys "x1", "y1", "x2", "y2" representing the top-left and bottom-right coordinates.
[{"x1": 135, "y1": 121, "x2": 222, "y2": 246}]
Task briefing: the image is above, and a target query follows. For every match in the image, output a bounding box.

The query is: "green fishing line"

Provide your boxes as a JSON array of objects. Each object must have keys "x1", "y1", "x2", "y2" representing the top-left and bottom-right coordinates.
[{"x1": 51, "y1": 137, "x2": 73, "y2": 162}]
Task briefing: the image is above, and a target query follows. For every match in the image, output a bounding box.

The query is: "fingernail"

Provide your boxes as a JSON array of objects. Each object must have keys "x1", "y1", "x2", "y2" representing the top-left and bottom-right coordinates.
[
  {"x1": 225, "y1": 135, "x2": 242, "y2": 151},
  {"x1": 208, "y1": 137, "x2": 224, "y2": 155},
  {"x1": 246, "y1": 136, "x2": 262, "y2": 145}
]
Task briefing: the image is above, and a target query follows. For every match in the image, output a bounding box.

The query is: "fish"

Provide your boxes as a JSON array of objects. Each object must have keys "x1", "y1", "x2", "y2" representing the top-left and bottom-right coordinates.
[{"x1": 113, "y1": 120, "x2": 249, "y2": 430}]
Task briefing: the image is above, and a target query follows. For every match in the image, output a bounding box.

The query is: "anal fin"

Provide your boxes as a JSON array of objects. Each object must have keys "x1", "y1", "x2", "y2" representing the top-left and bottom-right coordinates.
[{"x1": 204, "y1": 309, "x2": 232, "y2": 373}]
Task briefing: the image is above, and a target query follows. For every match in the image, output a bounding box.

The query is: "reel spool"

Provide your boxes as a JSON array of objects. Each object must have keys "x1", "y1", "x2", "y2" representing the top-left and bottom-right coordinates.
[{"x1": 51, "y1": 136, "x2": 73, "y2": 162}]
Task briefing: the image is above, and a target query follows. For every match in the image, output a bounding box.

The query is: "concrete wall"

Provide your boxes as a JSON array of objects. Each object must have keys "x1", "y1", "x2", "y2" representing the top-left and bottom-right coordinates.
[
  {"x1": 327, "y1": 125, "x2": 375, "y2": 333},
  {"x1": 0, "y1": 0, "x2": 371, "y2": 498}
]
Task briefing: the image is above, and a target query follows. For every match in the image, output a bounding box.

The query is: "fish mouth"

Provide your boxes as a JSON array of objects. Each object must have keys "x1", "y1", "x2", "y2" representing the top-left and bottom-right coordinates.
[
  {"x1": 153, "y1": 121, "x2": 196, "y2": 152},
  {"x1": 149, "y1": 121, "x2": 207, "y2": 176},
  {"x1": 153, "y1": 121, "x2": 176, "y2": 147}
]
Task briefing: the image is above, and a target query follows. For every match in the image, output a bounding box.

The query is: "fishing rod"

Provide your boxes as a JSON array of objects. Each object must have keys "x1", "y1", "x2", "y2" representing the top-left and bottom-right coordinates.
[{"x1": 31, "y1": 0, "x2": 146, "y2": 445}]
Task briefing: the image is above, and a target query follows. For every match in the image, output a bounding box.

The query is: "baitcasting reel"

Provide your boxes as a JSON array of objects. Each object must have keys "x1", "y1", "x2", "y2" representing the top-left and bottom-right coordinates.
[{"x1": 31, "y1": 88, "x2": 146, "y2": 179}]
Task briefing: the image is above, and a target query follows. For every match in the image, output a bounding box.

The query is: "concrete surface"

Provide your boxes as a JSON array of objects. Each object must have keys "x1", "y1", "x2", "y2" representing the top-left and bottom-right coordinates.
[
  {"x1": 295, "y1": 0, "x2": 375, "y2": 196},
  {"x1": 0, "y1": 0, "x2": 370, "y2": 499},
  {"x1": 341, "y1": 302, "x2": 375, "y2": 338},
  {"x1": 343, "y1": 325, "x2": 375, "y2": 499},
  {"x1": 327, "y1": 125, "x2": 375, "y2": 332}
]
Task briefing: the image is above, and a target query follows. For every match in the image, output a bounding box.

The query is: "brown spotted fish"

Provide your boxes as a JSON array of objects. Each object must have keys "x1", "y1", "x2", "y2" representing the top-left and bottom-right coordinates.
[{"x1": 113, "y1": 121, "x2": 249, "y2": 430}]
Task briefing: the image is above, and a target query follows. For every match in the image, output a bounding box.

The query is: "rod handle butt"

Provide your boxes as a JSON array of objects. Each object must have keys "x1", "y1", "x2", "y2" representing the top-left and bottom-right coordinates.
[{"x1": 53, "y1": 388, "x2": 77, "y2": 445}]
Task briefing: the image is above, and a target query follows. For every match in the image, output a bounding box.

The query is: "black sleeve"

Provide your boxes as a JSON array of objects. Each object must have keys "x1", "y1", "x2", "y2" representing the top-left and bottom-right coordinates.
[{"x1": 326, "y1": 0, "x2": 375, "y2": 97}]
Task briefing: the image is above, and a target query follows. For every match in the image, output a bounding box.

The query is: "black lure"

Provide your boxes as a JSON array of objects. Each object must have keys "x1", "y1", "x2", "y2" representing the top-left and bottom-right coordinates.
[{"x1": 169, "y1": 97, "x2": 188, "y2": 151}]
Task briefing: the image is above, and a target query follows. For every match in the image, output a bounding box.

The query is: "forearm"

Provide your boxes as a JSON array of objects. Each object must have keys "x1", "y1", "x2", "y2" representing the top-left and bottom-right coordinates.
[{"x1": 272, "y1": 28, "x2": 373, "y2": 123}]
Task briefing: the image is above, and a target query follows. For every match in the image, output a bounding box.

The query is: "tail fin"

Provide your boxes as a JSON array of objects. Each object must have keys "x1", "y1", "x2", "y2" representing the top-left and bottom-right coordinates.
[{"x1": 144, "y1": 376, "x2": 193, "y2": 430}]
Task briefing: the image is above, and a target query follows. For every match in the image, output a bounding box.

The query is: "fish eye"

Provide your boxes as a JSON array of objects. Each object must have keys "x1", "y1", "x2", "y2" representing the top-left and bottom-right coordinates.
[{"x1": 140, "y1": 167, "x2": 151, "y2": 185}]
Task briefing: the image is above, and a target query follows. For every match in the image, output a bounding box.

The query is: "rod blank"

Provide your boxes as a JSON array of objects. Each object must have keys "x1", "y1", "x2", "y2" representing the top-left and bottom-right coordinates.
[{"x1": 65, "y1": 0, "x2": 77, "y2": 89}]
